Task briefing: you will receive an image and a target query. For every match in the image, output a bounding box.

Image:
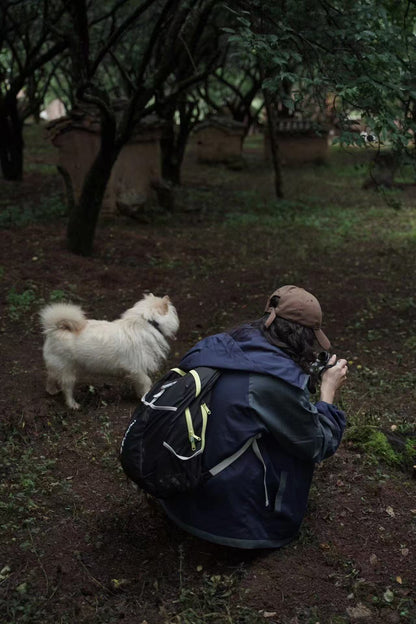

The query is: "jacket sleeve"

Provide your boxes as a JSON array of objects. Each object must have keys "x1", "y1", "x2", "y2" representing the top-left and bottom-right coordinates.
[{"x1": 249, "y1": 373, "x2": 346, "y2": 463}]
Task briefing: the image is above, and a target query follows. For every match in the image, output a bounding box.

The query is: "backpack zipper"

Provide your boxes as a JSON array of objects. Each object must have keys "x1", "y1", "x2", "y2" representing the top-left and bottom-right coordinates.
[
  {"x1": 185, "y1": 403, "x2": 210, "y2": 452},
  {"x1": 199, "y1": 403, "x2": 210, "y2": 452},
  {"x1": 185, "y1": 407, "x2": 201, "y2": 451}
]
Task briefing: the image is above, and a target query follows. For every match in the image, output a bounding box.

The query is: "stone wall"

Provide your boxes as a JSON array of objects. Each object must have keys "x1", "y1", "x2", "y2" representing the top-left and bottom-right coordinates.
[
  {"x1": 47, "y1": 111, "x2": 164, "y2": 217},
  {"x1": 264, "y1": 120, "x2": 330, "y2": 165},
  {"x1": 193, "y1": 117, "x2": 246, "y2": 165}
]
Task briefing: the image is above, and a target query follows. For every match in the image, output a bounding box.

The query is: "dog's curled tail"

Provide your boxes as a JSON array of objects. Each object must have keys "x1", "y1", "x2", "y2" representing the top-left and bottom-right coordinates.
[{"x1": 40, "y1": 303, "x2": 87, "y2": 333}]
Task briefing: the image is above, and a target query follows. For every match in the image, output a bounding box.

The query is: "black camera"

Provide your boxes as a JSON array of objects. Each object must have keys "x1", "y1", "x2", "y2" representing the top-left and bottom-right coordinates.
[{"x1": 308, "y1": 351, "x2": 334, "y2": 393}]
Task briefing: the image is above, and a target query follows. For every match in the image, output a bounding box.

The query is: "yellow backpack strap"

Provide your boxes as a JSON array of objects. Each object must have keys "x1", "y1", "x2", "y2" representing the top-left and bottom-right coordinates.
[
  {"x1": 189, "y1": 369, "x2": 202, "y2": 397},
  {"x1": 171, "y1": 367, "x2": 186, "y2": 376}
]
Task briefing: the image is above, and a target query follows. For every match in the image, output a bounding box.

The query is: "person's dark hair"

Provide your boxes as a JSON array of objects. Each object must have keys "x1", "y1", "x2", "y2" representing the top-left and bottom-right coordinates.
[{"x1": 229, "y1": 295, "x2": 318, "y2": 374}]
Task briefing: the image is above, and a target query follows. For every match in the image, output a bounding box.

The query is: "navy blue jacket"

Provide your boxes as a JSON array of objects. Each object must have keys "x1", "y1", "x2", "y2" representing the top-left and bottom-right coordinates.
[{"x1": 161, "y1": 326, "x2": 346, "y2": 549}]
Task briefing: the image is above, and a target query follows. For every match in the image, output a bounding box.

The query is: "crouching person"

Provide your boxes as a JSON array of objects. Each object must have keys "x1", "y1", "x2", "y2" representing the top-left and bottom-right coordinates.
[{"x1": 159, "y1": 285, "x2": 347, "y2": 549}]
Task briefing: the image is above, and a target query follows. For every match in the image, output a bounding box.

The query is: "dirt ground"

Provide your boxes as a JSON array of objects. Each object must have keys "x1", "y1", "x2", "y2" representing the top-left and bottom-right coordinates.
[{"x1": 1, "y1": 131, "x2": 416, "y2": 624}]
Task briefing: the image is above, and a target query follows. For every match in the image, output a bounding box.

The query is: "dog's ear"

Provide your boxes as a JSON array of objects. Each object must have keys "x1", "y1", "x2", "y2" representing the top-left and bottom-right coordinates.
[{"x1": 160, "y1": 297, "x2": 170, "y2": 315}]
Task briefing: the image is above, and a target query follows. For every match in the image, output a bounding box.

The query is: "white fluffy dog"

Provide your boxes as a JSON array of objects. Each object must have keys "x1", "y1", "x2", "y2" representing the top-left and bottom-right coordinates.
[{"x1": 39, "y1": 293, "x2": 179, "y2": 409}]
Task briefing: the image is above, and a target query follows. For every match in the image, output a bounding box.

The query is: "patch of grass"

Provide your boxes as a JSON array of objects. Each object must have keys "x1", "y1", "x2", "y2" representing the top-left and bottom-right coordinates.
[
  {"x1": 48, "y1": 289, "x2": 73, "y2": 303},
  {"x1": 6, "y1": 288, "x2": 38, "y2": 321},
  {"x1": 0, "y1": 435, "x2": 68, "y2": 534},
  {"x1": 394, "y1": 161, "x2": 416, "y2": 185},
  {"x1": 175, "y1": 185, "x2": 226, "y2": 220},
  {"x1": 25, "y1": 163, "x2": 57, "y2": 175},
  {"x1": 170, "y1": 571, "x2": 265, "y2": 623},
  {"x1": 6, "y1": 286, "x2": 78, "y2": 321},
  {"x1": 0, "y1": 578, "x2": 69, "y2": 624},
  {"x1": 243, "y1": 135, "x2": 263, "y2": 150},
  {"x1": 146, "y1": 254, "x2": 184, "y2": 270},
  {"x1": 403, "y1": 437, "x2": 416, "y2": 467},
  {"x1": 223, "y1": 188, "x2": 411, "y2": 251},
  {"x1": 0, "y1": 193, "x2": 66, "y2": 228}
]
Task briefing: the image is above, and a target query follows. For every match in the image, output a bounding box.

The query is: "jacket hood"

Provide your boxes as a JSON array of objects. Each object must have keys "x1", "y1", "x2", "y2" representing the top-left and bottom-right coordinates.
[{"x1": 179, "y1": 326, "x2": 309, "y2": 390}]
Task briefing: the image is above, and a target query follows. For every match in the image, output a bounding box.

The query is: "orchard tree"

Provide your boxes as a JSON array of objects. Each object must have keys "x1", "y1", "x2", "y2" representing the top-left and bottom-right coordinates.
[
  {"x1": 0, "y1": 0, "x2": 67, "y2": 180},
  {"x1": 58, "y1": 0, "x2": 226, "y2": 255},
  {"x1": 198, "y1": 49, "x2": 264, "y2": 136},
  {"x1": 155, "y1": 9, "x2": 263, "y2": 186},
  {"x1": 231, "y1": 0, "x2": 411, "y2": 197},
  {"x1": 153, "y1": 0, "x2": 225, "y2": 185},
  {"x1": 156, "y1": 88, "x2": 202, "y2": 185}
]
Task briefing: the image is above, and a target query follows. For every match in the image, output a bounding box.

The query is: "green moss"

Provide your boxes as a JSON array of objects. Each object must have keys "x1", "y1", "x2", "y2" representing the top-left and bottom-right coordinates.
[
  {"x1": 403, "y1": 438, "x2": 416, "y2": 466},
  {"x1": 362, "y1": 431, "x2": 401, "y2": 466}
]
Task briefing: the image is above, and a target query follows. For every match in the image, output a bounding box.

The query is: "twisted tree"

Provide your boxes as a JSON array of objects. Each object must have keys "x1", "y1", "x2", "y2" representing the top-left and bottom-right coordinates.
[{"x1": 0, "y1": 0, "x2": 67, "y2": 180}]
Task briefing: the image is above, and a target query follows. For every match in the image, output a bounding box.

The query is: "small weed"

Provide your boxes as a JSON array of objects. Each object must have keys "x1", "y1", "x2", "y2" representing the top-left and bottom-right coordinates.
[
  {"x1": 171, "y1": 571, "x2": 264, "y2": 623},
  {"x1": 0, "y1": 572, "x2": 75, "y2": 624},
  {"x1": 397, "y1": 370, "x2": 416, "y2": 388},
  {"x1": 25, "y1": 163, "x2": 57, "y2": 175},
  {"x1": 6, "y1": 288, "x2": 37, "y2": 320},
  {"x1": 146, "y1": 254, "x2": 183, "y2": 270},
  {"x1": 6, "y1": 286, "x2": 78, "y2": 321},
  {"x1": 48, "y1": 289, "x2": 69, "y2": 303},
  {"x1": 403, "y1": 438, "x2": 416, "y2": 467},
  {"x1": 397, "y1": 596, "x2": 416, "y2": 620},
  {"x1": 0, "y1": 433, "x2": 73, "y2": 536}
]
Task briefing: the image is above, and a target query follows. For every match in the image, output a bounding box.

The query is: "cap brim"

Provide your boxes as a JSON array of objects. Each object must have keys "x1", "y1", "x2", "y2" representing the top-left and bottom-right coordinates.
[{"x1": 314, "y1": 328, "x2": 331, "y2": 351}]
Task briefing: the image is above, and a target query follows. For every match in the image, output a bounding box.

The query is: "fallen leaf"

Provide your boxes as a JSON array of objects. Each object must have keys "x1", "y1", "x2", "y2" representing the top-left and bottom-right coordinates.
[
  {"x1": 383, "y1": 589, "x2": 394, "y2": 603},
  {"x1": 369, "y1": 554, "x2": 378, "y2": 567},
  {"x1": 396, "y1": 576, "x2": 402, "y2": 584},
  {"x1": 346, "y1": 603, "x2": 372, "y2": 618},
  {"x1": 111, "y1": 578, "x2": 130, "y2": 590},
  {"x1": 0, "y1": 566, "x2": 11, "y2": 580}
]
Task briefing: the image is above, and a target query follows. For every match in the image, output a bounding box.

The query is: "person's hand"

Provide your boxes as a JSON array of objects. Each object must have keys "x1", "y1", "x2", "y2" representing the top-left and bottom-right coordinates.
[{"x1": 319, "y1": 354, "x2": 348, "y2": 404}]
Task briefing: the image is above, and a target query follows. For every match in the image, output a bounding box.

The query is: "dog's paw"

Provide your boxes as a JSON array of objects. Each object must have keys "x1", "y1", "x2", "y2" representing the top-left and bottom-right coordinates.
[{"x1": 67, "y1": 400, "x2": 81, "y2": 410}]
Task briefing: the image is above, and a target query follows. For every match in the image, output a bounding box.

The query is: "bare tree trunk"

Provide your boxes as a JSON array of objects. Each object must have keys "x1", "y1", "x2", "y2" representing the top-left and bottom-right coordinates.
[
  {"x1": 160, "y1": 116, "x2": 193, "y2": 186},
  {"x1": 0, "y1": 96, "x2": 24, "y2": 181},
  {"x1": 57, "y1": 165, "x2": 75, "y2": 214},
  {"x1": 159, "y1": 95, "x2": 196, "y2": 186},
  {"x1": 263, "y1": 88, "x2": 283, "y2": 198},
  {"x1": 160, "y1": 114, "x2": 182, "y2": 185},
  {"x1": 66, "y1": 116, "x2": 118, "y2": 256},
  {"x1": 66, "y1": 151, "x2": 118, "y2": 256},
  {"x1": 174, "y1": 120, "x2": 191, "y2": 185}
]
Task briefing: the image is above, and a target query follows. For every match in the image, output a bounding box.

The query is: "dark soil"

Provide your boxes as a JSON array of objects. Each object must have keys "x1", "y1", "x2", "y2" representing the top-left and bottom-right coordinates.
[{"x1": 1, "y1": 130, "x2": 416, "y2": 624}]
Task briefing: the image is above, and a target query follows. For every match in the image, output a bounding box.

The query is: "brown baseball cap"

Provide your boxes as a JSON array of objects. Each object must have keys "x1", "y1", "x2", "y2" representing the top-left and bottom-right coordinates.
[{"x1": 264, "y1": 285, "x2": 331, "y2": 350}]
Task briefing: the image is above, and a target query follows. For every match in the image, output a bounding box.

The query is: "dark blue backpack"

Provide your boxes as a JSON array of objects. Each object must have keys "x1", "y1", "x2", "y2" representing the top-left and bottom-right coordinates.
[
  {"x1": 120, "y1": 367, "x2": 222, "y2": 498},
  {"x1": 120, "y1": 366, "x2": 257, "y2": 499}
]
